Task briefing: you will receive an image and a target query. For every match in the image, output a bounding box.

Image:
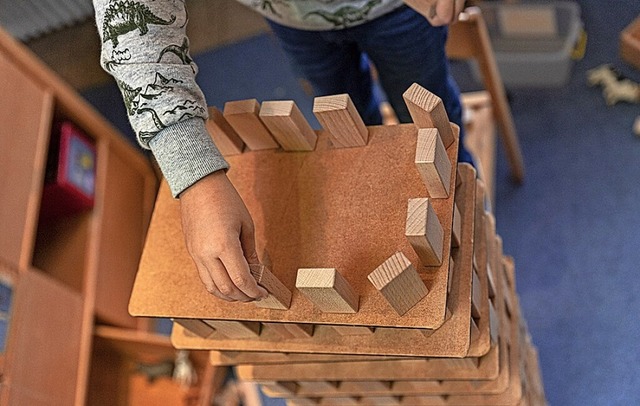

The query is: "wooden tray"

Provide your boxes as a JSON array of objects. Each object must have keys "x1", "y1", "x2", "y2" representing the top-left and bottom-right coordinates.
[{"x1": 168, "y1": 163, "x2": 475, "y2": 357}]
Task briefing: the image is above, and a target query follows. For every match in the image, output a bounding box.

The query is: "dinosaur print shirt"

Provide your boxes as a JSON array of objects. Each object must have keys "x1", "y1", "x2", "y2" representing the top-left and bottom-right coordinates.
[
  {"x1": 92, "y1": 0, "x2": 403, "y2": 197},
  {"x1": 237, "y1": 0, "x2": 404, "y2": 30}
]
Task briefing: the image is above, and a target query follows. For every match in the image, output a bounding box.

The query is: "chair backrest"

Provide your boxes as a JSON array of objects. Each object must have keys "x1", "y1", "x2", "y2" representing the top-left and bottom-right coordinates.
[
  {"x1": 446, "y1": 7, "x2": 525, "y2": 183},
  {"x1": 447, "y1": 7, "x2": 488, "y2": 60}
]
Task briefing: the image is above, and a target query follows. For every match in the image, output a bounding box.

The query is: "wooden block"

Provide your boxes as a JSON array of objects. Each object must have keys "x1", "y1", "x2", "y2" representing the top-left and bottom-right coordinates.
[
  {"x1": 405, "y1": 198, "x2": 444, "y2": 266},
  {"x1": 368, "y1": 252, "x2": 429, "y2": 316},
  {"x1": 286, "y1": 399, "x2": 320, "y2": 406},
  {"x1": 415, "y1": 128, "x2": 451, "y2": 198},
  {"x1": 206, "y1": 106, "x2": 244, "y2": 155},
  {"x1": 296, "y1": 268, "x2": 359, "y2": 313},
  {"x1": 331, "y1": 325, "x2": 375, "y2": 336},
  {"x1": 469, "y1": 316, "x2": 481, "y2": 346},
  {"x1": 256, "y1": 380, "x2": 299, "y2": 395},
  {"x1": 403, "y1": 83, "x2": 455, "y2": 147},
  {"x1": 321, "y1": 397, "x2": 359, "y2": 405},
  {"x1": 471, "y1": 268, "x2": 482, "y2": 319},
  {"x1": 259, "y1": 100, "x2": 317, "y2": 151},
  {"x1": 447, "y1": 256, "x2": 455, "y2": 294},
  {"x1": 339, "y1": 381, "x2": 392, "y2": 392},
  {"x1": 486, "y1": 262, "x2": 496, "y2": 300},
  {"x1": 203, "y1": 320, "x2": 261, "y2": 339},
  {"x1": 297, "y1": 381, "x2": 339, "y2": 393},
  {"x1": 451, "y1": 202, "x2": 462, "y2": 248},
  {"x1": 441, "y1": 352, "x2": 479, "y2": 370},
  {"x1": 485, "y1": 213, "x2": 497, "y2": 299},
  {"x1": 223, "y1": 99, "x2": 278, "y2": 150},
  {"x1": 282, "y1": 323, "x2": 315, "y2": 338},
  {"x1": 364, "y1": 396, "x2": 402, "y2": 405},
  {"x1": 489, "y1": 300, "x2": 499, "y2": 344},
  {"x1": 312, "y1": 94, "x2": 368, "y2": 148},
  {"x1": 262, "y1": 322, "x2": 314, "y2": 339},
  {"x1": 262, "y1": 322, "x2": 298, "y2": 339},
  {"x1": 173, "y1": 318, "x2": 215, "y2": 339},
  {"x1": 250, "y1": 264, "x2": 292, "y2": 310}
]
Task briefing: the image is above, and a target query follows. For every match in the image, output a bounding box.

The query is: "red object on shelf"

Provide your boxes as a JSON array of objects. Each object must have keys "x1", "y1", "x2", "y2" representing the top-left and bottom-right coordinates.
[{"x1": 40, "y1": 121, "x2": 96, "y2": 223}]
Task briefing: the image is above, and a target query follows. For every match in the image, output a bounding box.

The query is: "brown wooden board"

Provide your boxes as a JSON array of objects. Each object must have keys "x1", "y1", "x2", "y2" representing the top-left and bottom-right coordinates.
[
  {"x1": 268, "y1": 260, "x2": 526, "y2": 405},
  {"x1": 168, "y1": 164, "x2": 475, "y2": 357},
  {"x1": 131, "y1": 123, "x2": 460, "y2": 330},
  {"x1": 210, "y1": 181, "x2": 491, "y2": 365},
  {"x1": 237, "y1": 234, "x2": 510, "y2": 399},
  {"x1": 257, "y1": 300, "x2": 509, "y2": 397},
  {"x1": 210, "y1": 350, "x2": 415, "y2": 366},
  {"x1": 235, "y1": 336, "x2": 498, "y2": 383}
]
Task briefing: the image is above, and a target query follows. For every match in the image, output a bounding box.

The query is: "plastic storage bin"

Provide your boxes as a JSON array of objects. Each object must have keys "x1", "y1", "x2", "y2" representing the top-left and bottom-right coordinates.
[{"x1": 473, "y1": 1, "x2": 582, "y2": 87}]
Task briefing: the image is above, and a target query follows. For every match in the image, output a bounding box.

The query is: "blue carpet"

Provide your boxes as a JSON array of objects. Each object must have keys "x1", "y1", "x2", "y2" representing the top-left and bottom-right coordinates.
[
  {"x1": 82, "y1": 1, "x2": 640, "y2": 404},
  {"x1": 492, "y1": 1, "x2": 640, "y2": 405}
]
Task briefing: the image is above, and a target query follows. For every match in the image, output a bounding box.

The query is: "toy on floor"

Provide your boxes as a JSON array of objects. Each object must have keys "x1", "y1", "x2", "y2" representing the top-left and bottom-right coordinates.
[
  {"x1": 587, "y1": 64, "x2": 640, "y2": 138},
  {"x1": 587, "y1": 64, "x2": 640, "y2": 105}
]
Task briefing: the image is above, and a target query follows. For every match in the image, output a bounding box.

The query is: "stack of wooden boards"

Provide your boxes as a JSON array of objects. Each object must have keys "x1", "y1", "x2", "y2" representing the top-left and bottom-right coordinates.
[{"x1": 129, "y1": 83, "x2": 546, "y2": 405}]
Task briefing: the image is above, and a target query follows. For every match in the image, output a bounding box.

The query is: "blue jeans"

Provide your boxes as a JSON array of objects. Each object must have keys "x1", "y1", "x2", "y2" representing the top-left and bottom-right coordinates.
[{"x1": 266, "y1": 5, "x2": 474, "y2": 164}]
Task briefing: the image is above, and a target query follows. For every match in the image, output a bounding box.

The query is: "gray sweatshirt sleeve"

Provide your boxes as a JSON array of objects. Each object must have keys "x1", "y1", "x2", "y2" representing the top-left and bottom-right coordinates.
[{"x1": 92, "y1": 0, "x2": 228, "y2": 197}]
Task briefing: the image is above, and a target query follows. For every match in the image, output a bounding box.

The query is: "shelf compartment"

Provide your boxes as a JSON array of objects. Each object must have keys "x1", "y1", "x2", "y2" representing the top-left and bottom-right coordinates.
[{"x1": 0, "y1": 52, "x2": 54, "y2": 271}]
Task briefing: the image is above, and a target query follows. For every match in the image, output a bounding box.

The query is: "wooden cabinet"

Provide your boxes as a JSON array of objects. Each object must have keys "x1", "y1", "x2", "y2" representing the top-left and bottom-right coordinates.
[
  {"x1": 0, "y1": 50, "x2": 52, "y2": 271},
  {"x1": 0, "y1": 27, "x2": 216, "y2": 405},
  {"x1": 1, "y1": 267, "x2": 84, "y2": 405}
]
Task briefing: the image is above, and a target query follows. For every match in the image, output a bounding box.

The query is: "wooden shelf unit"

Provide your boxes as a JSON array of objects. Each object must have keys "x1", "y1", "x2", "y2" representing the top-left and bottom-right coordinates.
[{"x1": 0, "y1": 27, "x2": 217, "y2": 405}]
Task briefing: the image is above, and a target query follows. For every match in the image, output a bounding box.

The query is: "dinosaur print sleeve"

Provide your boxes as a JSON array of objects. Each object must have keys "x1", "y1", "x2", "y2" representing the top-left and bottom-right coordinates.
[{"x1": 93, "y1": 0, "x2": 228, "y2": 197}]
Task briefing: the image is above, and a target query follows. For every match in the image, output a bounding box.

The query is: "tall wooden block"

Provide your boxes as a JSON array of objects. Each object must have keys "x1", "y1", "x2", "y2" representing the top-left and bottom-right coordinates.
[
  {"x1": 312, "y1": 94, "x2": 369, "y2": 148},
  {"x1": 257, "y1": 381, "x2": 299, "y2": 395},
  {"x1": 296, "y1": 268, "x2": 359, "y2": 313},
  {"x1": 471, "y1": 268, "x2": 482, "y2": 319},
  {"x1": 206, "y1": 106, "x2": 245, "y2": 156},
  {"x1": 223, "y1": 99, "x2": 278, "y2": 150},
  {"x1": 451, "y1": 202, "x2": 462, "y2": 248},
  {"x1": 261, "y1": 322, "x2": 315, "y2": 339},
  {"x1": 486, "y1": 263, "x2": 497, "y2": 300},
  {"x1": 173, "y1": 318, "x2": 215, "y2": 339},
  {"x1": 489, "y1": 300, "x2": 499, "y2": 344},
  {"x1": 405, "y1": 198, "x2": 444, "y2": 266},
  {"x1": 403, "y1": 83, "x2": 455, "y2": 147},
  {"x1": 331, "y1": 325, "x2": 375, "y2": 336},
  {"x1": 447, "y1": 256, "x2": 455, "y2": 294},
  {"x1": 282, "y1": 323, "x2": 315, "y2": 338},
  {"x1": 297, "y1": 381, "x2": 339, "y2": 393},
  {"x1": 203, "y1": 320, "x2": 261, "y2": 339},
  {"x1": 259, "y1": 100, "x2": 317, "y2": 151},
  {"x1": 339, "y1": 381, "x2": 392, "y2": 392},
  {"x1": 365, "y1": 396, "x2": 402, "y2": 405},
  {"x1": 415, "y1": 128, "x2": 451, "y2": 198},
  {"x1": 321, "y1": 397, "x2": 359, "y2": 405},
  {"x1": 367, "y1": 252, "x2": 429, "y2": 316},
  {"x1": 250, "y1": 264, "x2": 292, "y2": 310},
  {"x1": 287, "y1": 399, "x2": 321, "y2": 406}
]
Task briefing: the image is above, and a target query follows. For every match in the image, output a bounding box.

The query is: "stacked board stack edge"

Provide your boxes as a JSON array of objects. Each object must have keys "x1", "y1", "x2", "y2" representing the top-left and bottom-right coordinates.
[{"x1": 129, "y1": 83, "x2": 547, "y2": 405}]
